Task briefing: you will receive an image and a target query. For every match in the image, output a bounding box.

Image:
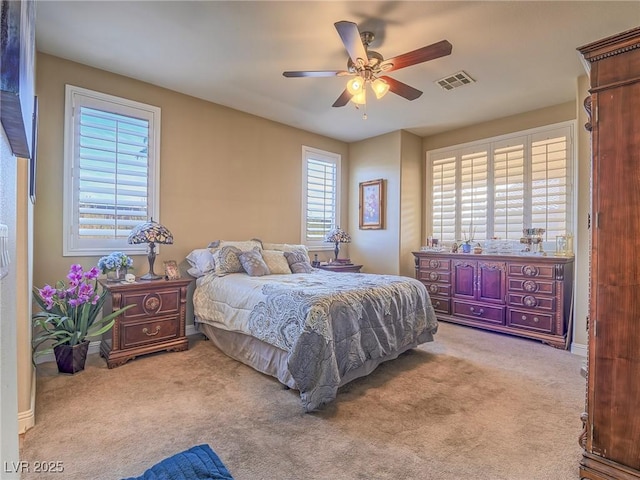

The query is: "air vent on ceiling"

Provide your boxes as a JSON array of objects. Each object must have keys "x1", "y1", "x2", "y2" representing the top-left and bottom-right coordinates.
[{"x1": 436, "y1": 71, "x2": 475, "y2": 91}]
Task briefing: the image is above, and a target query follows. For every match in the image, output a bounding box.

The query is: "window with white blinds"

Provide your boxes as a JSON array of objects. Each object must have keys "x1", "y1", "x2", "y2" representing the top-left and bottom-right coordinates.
[
  {"x1": 63, "y1": 85, "x2": 161, "y2": 256},
  {"x1": 301, "y1": 146, "x2": 341, "y2": 248},
  {"x1": 428, "y1": 122, "x2": 574, "y2": 244}
]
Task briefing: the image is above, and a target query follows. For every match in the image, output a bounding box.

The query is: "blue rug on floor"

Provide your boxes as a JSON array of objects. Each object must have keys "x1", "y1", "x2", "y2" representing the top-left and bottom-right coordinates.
[{"x1": 122, "y1": 444, "x2": 234, "y2": 480}]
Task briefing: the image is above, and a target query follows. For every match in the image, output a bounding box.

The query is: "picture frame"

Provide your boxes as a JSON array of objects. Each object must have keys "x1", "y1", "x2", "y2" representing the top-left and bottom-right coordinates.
[
  {"x1": 359, "y1": 178, "x2": 385, "y2": 230},
  {"x1": 163, "y1": 260, "x2": 180, "y2": 280}
]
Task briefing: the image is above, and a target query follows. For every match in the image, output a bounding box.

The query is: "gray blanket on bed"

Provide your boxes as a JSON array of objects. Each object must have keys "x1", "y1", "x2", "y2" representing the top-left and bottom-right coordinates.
[{"x1": 245, "y1": 272, "x2": 438, "y2": 411}]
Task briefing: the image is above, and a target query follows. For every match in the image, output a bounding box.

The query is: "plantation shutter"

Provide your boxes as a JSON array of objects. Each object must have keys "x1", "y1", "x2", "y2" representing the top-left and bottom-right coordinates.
[
  {"x1": 431, "y1": 155, "x2": 457, "y2": 242},
  {"x1": 530, "y1": 128, "x2": 571, "y2": 241},
  {"x1": 302, "y1": 147, "x2": 340, "y2": 247},
  {"x1": 493, "y1": 139, "x2": 525, "y2": 240},
  {"x1": 460, "y1": 149, "x2": 488, "y2": 241},
  {"x1": 427, "y1": 122, "x2": 573, "y2": 246},
  {"x1": 76, "y1": 107, "x2": 150, "y2": 240}
]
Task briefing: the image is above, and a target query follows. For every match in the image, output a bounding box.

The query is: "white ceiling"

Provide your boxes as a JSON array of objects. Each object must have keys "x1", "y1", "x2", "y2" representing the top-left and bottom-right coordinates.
[{"x1": 35, "y1": 1, "x2": 640, "y2": 143}]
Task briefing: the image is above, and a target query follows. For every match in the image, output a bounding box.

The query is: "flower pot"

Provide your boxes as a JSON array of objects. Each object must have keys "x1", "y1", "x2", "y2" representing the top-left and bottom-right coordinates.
[
  {"x1": 53, "y1": 341, "x2": 90, "y2": 374},
  {"x1": 461, "y1": 243, "x2": 472, "y2": 253}
]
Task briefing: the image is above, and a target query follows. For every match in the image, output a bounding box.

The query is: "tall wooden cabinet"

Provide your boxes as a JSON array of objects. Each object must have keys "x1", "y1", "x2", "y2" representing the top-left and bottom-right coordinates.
[{"x1": 578, "y1": 27, "x2": 640, "y2": 480}]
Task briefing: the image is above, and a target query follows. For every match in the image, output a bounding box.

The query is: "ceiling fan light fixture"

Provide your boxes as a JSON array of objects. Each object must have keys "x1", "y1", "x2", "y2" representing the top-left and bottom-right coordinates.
[
  {"x1": 351, "y1": 89, "x2": 366, "y2": 105},
  {"x1": 347, "y1": 76, "x2": 365, "y2": 96},
  {"x1": 371, "y1": 78, "x2": 390, "y2": 99}
]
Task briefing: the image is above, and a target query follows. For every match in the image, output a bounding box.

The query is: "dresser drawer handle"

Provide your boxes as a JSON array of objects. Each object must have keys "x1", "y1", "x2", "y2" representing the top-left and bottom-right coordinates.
[
  {"x1": 429, "y1": 284, "x2": 439, "y2": 294},
  {"x1": 429, "y1": 272, "x2": 439, "y2": 281},
  {"x1": 521, "y1": 315, "x2": 540, "y2": 323},
  {"x1": 142, "y1": 326, "x2": 161, "y2": 337},
  {"x1": 470, "y1": 306, "x2": 484, "y2": 316},
  {"x1": 429, "y1": 259, "x2": 440, "y2": 269},
  {"x1": 434, "y1": 301, "x2": 441, "y2": 307}
]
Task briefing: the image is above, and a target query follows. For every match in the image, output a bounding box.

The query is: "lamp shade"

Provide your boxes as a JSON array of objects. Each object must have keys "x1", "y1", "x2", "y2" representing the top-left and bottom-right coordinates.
[
  {"x1": 324, "y1": 227, "x2": 351, "y2": 244},
  {"x1": 128, "y1": 219, "x2": 174, "y2": 246},
  {"x1": 371, "y1": 78, "x2": 390, "y2": 99}
]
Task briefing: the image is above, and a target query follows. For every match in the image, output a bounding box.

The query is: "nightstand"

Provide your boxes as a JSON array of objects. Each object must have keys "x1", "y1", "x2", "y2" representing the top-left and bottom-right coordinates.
[
  {"x1": 100, "y1": 278, "x2": 192, "y2": 368},
  {"x1": 316, "y1": 263, "x2": 363, "y2": 273}
]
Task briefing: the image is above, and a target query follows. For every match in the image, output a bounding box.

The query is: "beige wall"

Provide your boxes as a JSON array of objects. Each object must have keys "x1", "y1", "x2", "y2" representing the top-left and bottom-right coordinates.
[
  {"x1": 573, "y1": 75, "x2": 591, "y2": 350},
  {"x1": 348, "y1": 131, "x2": 401, "y2": 274},
  {"x1": 347, "y1": 130, "x2": 423, "y2": 276},
  {"x1": 34, "y1": 53, "x2": 348, "y2": 291},
  {"x1": 399, "y1": 131, "x2": 423, "y2": 277},
  {"x1": 16, "y1": 158, "x2": 34, "y2": 433}
]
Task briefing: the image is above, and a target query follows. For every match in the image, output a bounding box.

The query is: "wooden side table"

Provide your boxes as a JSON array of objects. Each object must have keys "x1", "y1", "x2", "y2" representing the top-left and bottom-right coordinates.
[
  {"x1": 100, "y1": 278, "x2": 192, "y2": 368},
  {"x1": 316, "y1": 263, "x2": 363, "y2": 273}
]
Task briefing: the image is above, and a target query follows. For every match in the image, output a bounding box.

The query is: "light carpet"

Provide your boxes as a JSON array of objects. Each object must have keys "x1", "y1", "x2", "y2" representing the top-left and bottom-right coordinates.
[{"x1": 21, "y1": 322, "x2": 585, "y2": 480}]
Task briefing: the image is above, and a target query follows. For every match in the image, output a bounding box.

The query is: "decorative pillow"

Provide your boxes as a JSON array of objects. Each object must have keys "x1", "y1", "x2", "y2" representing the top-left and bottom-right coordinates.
[
  {"x1": 185, "y1": 249, "x2": 215, "y2": 278},
  {"x1": 284, "y1": 251, "x2": 314, "y2": 274},
  {"x1": 262, "y1": 243, "x2": 311, "y2": 263},
  {"x1": 211, "y1": 245, "x2": 244, "y2": 276},
  {"x1": 261, "y1": 250, "x2": 292, "y2": 275},
  {"x1": 208, "y1": 239, "x2": 262, "y2": 251},
  {"x1": 239, "y1": 248, "x2": 271, "y2": 277}
]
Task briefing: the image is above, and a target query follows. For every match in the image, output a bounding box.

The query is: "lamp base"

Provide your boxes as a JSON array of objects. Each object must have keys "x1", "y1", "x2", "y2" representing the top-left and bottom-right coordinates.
[{"x1": 140, "y1": 273, "x2": 163, "y2": 281}]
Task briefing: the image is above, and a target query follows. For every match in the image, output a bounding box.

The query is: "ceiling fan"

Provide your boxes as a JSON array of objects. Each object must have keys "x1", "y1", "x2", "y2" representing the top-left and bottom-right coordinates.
[{"x1": 283, "y1": 21, "x2": 453, "y2": 112}]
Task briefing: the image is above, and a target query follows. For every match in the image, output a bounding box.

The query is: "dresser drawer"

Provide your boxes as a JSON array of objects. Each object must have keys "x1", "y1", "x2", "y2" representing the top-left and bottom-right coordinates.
[
  {"x1": 508, "y1": 278, "x2": 555, "y2": 295},
  {"x1": 121, "y1": 316, "x2": 180, "y2": 348},
  {"x1": 423, "y1": 282, "x2": 451, "y2": 297},
  {"x1": 419, "y1": 257, "x2": 451, "y2": 271},
  {"x1": 121, "y1": 289, "x2": 181, "y2": 319},
  {"x1": 508, "y1": 263, "x2": 555, "y2": 279},
  {"x1": 430, "y1": 297, "x2": 451, "y2": 315},
  {"x1": 508, "y1": 294, "x2": 555, "y2": 312},
  {"x1": 453, "y1": 300, "x2": 505, "y2": 325},
  {"x1": 507, "y1": 309, "x2": 553, "y2": 333},
  {"x1": 418, "y1": 270, "x2": 451, "y2": 283}
]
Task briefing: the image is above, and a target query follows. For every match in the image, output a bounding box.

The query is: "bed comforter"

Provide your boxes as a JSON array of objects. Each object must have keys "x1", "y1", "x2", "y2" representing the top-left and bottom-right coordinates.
[{"x1": 193, "y1": 270, "x2": 438, "y2": 411}]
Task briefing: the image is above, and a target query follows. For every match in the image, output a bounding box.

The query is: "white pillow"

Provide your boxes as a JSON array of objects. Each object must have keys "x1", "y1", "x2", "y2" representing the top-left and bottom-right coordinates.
[
  {"x1": 208, "y1": 239, "x2": 263, "y2": 252},
  {"x1": 262, "y1": 243, "x2": 310, "y2": 262},
  {"x1": 261, "y1": 250, "x2": 292, "y2": 275},
  {"x1": 185, "y1": 249, "x2": 215, "y2": 278}
]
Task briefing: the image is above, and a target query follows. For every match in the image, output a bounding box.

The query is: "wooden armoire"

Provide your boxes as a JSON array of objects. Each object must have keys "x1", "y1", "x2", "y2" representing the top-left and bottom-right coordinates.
[{"x1": 578, "y1": 27, "x2": 640, "y2": 480}]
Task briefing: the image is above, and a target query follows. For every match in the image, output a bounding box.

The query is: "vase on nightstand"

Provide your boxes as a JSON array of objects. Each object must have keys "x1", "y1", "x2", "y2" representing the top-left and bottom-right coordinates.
[{"x1": 106, "y1": 268, "x2": 126, "y2": 282}]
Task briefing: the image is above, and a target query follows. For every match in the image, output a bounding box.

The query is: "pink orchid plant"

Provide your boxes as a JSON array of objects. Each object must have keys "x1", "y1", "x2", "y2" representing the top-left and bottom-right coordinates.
[{"x1": 32, "y1": 264, "x2": 133, "y2": 362}]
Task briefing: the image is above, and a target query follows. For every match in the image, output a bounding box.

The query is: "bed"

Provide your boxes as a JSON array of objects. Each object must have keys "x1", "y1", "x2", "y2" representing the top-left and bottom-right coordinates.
[{"x1": 189, "y1": 242, "x2": 438, "y2": 412}]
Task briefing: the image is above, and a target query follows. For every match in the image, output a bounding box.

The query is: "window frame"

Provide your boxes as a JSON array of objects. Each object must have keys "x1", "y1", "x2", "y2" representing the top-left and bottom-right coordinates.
[
  {"x1": 426, "y1": 121, "x2": 575, "y2": 244},
  {"x1": 301, "y1": 146, "x2": 341, "y2": 250},
  {"x1": 63, "y1": 85, "x2": 161, "y2": 256}
]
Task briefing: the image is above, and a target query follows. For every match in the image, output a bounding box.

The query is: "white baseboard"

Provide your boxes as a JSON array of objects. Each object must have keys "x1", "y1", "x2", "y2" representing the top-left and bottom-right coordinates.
[
  {"x1": 18, "y1": 371, "x2": 36, "y2": 433},
  {"x1": 571, "y1": 342, "x2": 587, "y2": 357},
  {"x1": 36, "y1": 326, "x2": 200, "y2": 365}
]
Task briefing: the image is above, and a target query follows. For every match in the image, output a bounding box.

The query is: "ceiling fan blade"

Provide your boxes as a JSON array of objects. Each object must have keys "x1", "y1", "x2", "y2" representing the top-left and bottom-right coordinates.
[
  {"x1": 381, "y1": 40, "x2": 452, "y2": 72},
  {"x1": 332, "y1": 89, "x2": 352, "y2": 107},
  {"x1": 283, "y1": 70, "x2": 349, "y2": 78},
  {"x1": 379, "y1": 76, "x2": 423, "y2": 101},
  {"x1": 334, "y1": 21, "x2": 368, "y2": 66}
]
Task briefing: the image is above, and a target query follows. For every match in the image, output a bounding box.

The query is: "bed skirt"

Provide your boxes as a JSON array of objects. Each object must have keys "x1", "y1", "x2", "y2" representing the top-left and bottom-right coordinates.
[{"x1": 196, "y1": 320, "x2": 430, "y2": 394}]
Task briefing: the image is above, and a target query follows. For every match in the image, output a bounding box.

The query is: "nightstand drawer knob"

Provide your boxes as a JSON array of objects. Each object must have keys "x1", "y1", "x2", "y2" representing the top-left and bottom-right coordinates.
[{"x1": 142, "y1": 326, "x2": 161, "y2": 337}]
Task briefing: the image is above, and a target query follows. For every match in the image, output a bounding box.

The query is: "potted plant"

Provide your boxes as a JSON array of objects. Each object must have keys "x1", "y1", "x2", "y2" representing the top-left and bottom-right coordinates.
[
  {"x1": 32, "y1": 264, "x2": 134, "y2": 374},
  {"x1": 461, "y1": 224, "x2": 477, "y2": 253},
  {"x1": 98, "y1": 251, "x2": 133, "y2": 282}
]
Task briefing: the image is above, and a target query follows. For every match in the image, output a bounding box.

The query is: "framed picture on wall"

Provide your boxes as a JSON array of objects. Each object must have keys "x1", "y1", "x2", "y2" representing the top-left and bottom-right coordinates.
[{"x1": 359, "y1": 178, "x2": 385, "y2": 230}]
